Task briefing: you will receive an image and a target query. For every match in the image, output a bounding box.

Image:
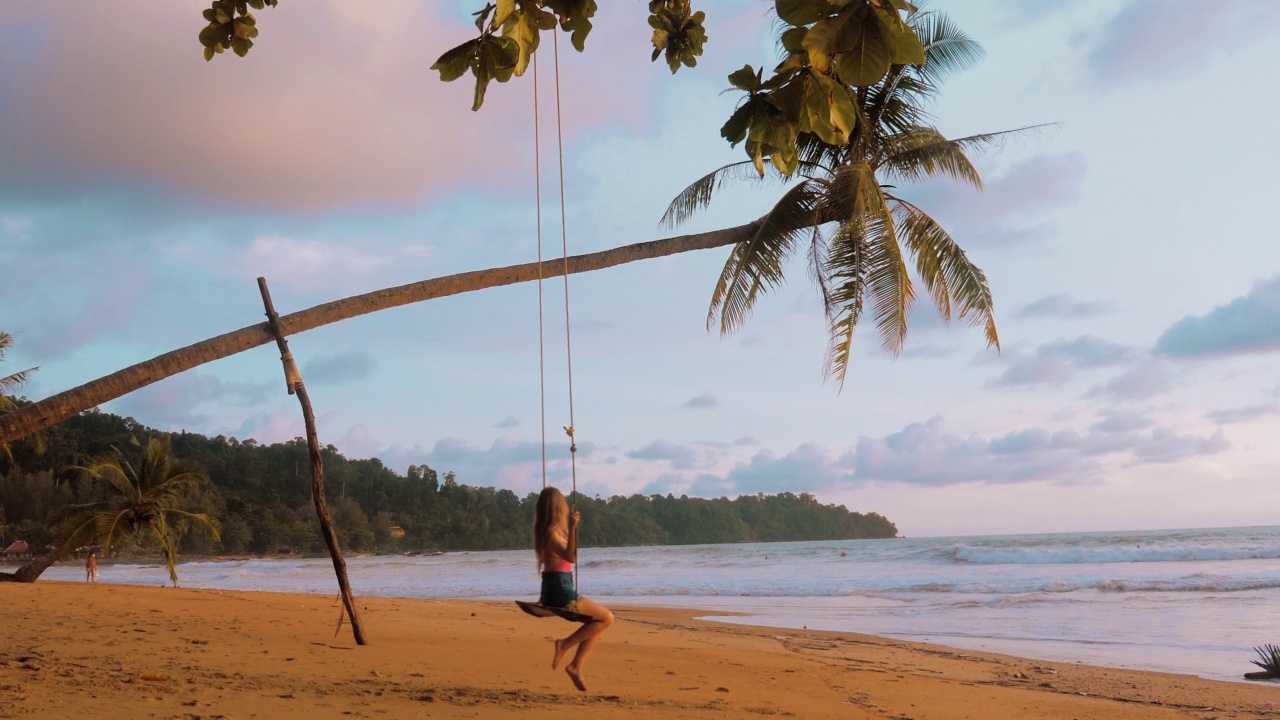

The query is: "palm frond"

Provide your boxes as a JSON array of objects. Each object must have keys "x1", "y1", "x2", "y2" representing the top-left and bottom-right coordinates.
[
  {"x1": 661, "y1": 160, "x2": 824, "y2": 230},
  {"x1": 912, "y1": 11, "x2": 985, "y2": 90},
  {"x1": 1252, "y1": 644, "x2": 1280, "y2": 674},
  {"x1": 879, "y1": 126, "x2": 983, "y2": 188},
  {"x1": 168, "y1": 509, "x2": 222, "y2": 539},
  {"x1": 95, "y1": 508, "x2": 134, "y2": 557},
  {"x1": 0, "y1": 368, "x2": 36, "y2": 393},
  {"x1": 862, "y1": 205, "x2": 914, "y2": 357},
  {"x1": 709, "y1": 179, "x2": 825, "y2": 334},
  {"x1": 892, "y1": 197, "x2": 999, "y2": 349},
  {"x1": 51, "y1": 512, "x2": 101, "y2": 558},
  {"x1": 806, "y1": 224, "x2": 833, "y2": 316},
  {"x1": 77, "y1": 459, "x2": 138, "y2": 499},
  {"x1": 821, "y1": 222, "x2": 870, "y2": 384}
]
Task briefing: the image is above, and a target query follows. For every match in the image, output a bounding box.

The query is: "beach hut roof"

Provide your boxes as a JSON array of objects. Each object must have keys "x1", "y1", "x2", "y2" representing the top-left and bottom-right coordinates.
[{"x1": 3, "y1": 540, "x2": 29, "y2": 555}]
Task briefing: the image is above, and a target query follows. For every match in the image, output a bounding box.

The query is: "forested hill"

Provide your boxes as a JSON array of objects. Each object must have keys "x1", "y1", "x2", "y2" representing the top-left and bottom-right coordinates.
[{"x1": 0, "y1": 408, "x2": 898, "y2": 555}]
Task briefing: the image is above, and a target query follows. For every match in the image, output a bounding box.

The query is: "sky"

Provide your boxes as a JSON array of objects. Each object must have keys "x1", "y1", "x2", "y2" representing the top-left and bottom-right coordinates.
[{"x1": 3, "y1": 1, "x2": 1280, "y2": 538}]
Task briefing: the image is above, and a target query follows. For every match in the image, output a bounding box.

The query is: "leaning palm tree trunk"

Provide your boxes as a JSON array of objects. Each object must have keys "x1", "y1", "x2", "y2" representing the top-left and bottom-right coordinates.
[
  {"x1": 0, "y1": 547, "x2": 64, "y2": 583},
  {"x1": 0, "y1": 221, "x2": 760, "y2": 446}
]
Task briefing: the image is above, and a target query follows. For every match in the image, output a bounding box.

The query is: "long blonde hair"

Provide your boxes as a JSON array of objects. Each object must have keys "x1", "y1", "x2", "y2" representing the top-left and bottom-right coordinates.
[{"x1": 533, "y1": 486, "x2": 568, "y2": 572}]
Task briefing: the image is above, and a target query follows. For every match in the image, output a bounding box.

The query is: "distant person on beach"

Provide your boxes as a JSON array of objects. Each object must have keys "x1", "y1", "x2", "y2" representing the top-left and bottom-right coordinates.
[
  {"x1": 533, "y1": 486, "x2": 614, "y2": 692},
  {"x1": 85, "y1": 551, "x2": 97, "y2": 583}
]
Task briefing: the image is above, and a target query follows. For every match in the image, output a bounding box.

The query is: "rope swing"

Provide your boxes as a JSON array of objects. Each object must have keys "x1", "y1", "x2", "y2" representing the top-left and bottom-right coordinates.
[{"x1": 516, "y1": 33, "x2": 592, "y2": 625}]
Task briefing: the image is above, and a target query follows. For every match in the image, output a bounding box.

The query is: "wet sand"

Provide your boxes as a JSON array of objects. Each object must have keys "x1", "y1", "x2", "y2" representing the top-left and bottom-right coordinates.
[{"x1": 0, "y1": 581, "x2": 1275, "y2": 719}]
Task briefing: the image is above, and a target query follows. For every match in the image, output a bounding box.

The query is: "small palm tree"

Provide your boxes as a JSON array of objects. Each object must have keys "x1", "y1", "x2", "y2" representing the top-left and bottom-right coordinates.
[
  {"x1": 664, "y1": 9, "x2": 1038, "y2": 385},
  {"x1": 53, "y1": 436, "x2": 220, "y2": 586},
  {"x1": 0, "y1": 331, "x2": 40, "y2": 462}
]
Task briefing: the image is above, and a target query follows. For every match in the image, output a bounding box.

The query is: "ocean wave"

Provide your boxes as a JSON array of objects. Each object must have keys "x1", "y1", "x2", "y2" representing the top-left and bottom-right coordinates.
[
  {"x1": 1096, "y1": 575, "x2": 1280, "y2": 593},
  {"x1": 938, "y1": 543, "x2": 1280, "y2": 566}
]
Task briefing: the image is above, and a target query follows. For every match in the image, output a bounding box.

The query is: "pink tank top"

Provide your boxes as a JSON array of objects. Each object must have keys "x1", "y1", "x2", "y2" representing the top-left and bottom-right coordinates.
[{"x1": 545, "y1": 530, "x2": 573, "y2": 572}]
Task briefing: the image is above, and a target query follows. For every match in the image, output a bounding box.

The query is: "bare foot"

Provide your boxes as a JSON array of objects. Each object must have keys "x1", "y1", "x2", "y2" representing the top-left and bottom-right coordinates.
[
  {"x1": 565, "y1": 665, "x2": 587, "y2": 692},
  {"x1": 552, "y1": 639, "x2": 569, "y2": 670}
]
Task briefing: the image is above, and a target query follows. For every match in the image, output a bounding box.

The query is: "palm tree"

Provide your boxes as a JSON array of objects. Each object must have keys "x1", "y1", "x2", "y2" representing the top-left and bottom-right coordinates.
[
  {"x1": 0, "y1": 6, "x2": 1027, "y2": 444},
  {"x1": 1, "y1": 331, "x2": 41, "y2": 462},
  {"x1": 52, "y1": 436, "x2": 220, "y2": 586},
  {"x1": 0, "y1": 223, "x2": 760, "y2": 446},
  {"x1": 663, "y1": 9, "x2": 1027, "y2": 385}
]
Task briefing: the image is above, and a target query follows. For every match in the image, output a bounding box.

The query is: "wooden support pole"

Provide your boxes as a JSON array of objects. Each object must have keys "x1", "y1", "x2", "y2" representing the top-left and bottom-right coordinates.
[{"x1": 257, "y1": 277, "x2": 366, "y2": 646}]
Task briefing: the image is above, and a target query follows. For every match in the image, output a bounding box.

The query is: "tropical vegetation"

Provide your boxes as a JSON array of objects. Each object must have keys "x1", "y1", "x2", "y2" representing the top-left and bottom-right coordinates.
[
  {"x1": 0, "y1": 331, "x2": 40, "y2": 462},
  {"x1": 51, "y1": 436, "x2": 221, "y2": 586},
  {"x1": 0, "y1": 409, "x2": 896, "y2": 568},
  {"x1": 664, "y1": 7, "x2": 1016, "y2": 384}
]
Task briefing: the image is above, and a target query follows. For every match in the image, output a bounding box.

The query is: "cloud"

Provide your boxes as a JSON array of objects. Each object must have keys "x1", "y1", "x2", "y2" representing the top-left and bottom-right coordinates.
[
  {"x1": 1089, "y1": 411, "x2": 1154, "y2": 434},
  {"x1": 1082, "y1": 1, "x2": 1280, "y2": 83},
  {"x1": 901, "y1": 153, "x2": 1086, "y2": 247},
  {"x1": 671, "y1": 415, "x2": 1229, "y2": 496},
  {"x1": 495, "y1": 416, "x2": 520, "y2": 429},
  {"x1": 0, "y1": 2, "x2": 694, "y2": 212},
  {"x1": 1015, "y1": 294, "x2": 1114, "y2": 320},
  {"x1": 1129, "y1": 428, "x2": 1229, "y2": 464},
  {"x1": 1207, "y1": 403, "x2": 1280, "y2": 425},
  {"x1": 681, "y1": 393, "x2": 718, "y2": 409},
  {"x1": 302, "y1": 350, "x2": 377, "y2": 386},
  {"x1": 107, "y1": 371, "x2": 273, "y2": 430},
  {"x1": 0, "y1": 243, "x2": 156, "y2": 358},
  {"x1": 990, "y1": 336, "x2": 1132, "y2": 388},
  {"x1": 237, "y1": 411, "x2": 305, "y2": 445},
  {"x1": 628, "y1": 441, "x2": 699, "y2": 470},
  {"x1": 1088, "y1": 359, "x2": 1174, "y2": 401},
  {"x1": 239, "y1": 235, "x2": 432, "y2": 294},
  {"x1": 1155, "y1": 275, "x2": 1280, "y2": 358},
  {"x1": 332, "y1": 432, "x2": 593, "y2": 493}
]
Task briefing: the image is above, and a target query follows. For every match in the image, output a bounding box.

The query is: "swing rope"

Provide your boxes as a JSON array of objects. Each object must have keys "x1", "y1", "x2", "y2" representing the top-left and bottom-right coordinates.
[
  {"x1": 517, "y1": 31, "x2": 592, "y2": 625},
  {"x1": 551, "y1": 32, "x2": 581, "y2": 594},
  {"x1": 533, "y1": 50, "x2": 548, "y2": 492}
]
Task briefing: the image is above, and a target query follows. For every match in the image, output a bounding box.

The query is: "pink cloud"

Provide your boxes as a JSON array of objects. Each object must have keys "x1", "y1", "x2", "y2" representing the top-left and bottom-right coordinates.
[
  {"x1": 3, "y1": 1, "x2": 717, "y2": 211},
  {"x1": 1082, "y1": 1, "x2": 1280, "y2": 83},
  {"x1": 897, "y1": 153, "x2": 1086, "y2": 246}
]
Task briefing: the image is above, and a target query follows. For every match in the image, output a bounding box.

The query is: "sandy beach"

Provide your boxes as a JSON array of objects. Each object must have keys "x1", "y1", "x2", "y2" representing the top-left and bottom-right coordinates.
[{"x1": 0, "y1": 581, "x2": 1274, "y2": 719}]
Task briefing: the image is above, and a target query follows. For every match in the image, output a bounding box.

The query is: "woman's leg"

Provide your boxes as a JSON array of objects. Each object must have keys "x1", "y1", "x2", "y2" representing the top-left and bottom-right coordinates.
[{"x1": 553, "y1": 596, "x2": 613, "y2": 691}]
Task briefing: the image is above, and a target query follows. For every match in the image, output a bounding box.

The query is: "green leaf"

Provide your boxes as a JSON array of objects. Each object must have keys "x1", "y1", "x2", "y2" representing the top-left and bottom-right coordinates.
[
  {"x1": 545, "y1": 0, "x2": 597, "y2": 52},
  {"x1": 775, "y1": 0, "x2": 836, "y2": 26},
  {"x1": 431, "y1": 39, "x2": 480, "y2": 83},
  {"x1": 815, "y1": 71, "x2": 857, "y2": 141},
  {"x1": 800, "y1": 17, "x2": 838, "y2": 71},
  {"x1": 503, "y1": 9, "x2": 542, "y2": 76},
  {"x1": 727, "y1": 64, "x2": 758, "y2": 92},
  {"x1": 652, "y1": 27, "x2": 670, "y2": 52},
  {"x1": 721, "y1": 97, "x2": 760, "y2": 145},
  {"x1": 198, "y1": 24, "x2": 222, "y2": 48},
  {"x1": 231, "y1": 36, "x2": 252, "y2": 57},
  {"x1": 833, "y1": 9, "x2": 891, "y2": 85},
  {"x1": 495, "y1": 0, "x2": 516, "y2": 27},
  {"x1": 203, "y1": 46, "x2": 215, "y2": 62},
  {"x1": 780, "y1": 26, "x2": 808, "y2": 54},
  {"x1": 874, "y1": 7, "x2": 925, "y2": 65}
]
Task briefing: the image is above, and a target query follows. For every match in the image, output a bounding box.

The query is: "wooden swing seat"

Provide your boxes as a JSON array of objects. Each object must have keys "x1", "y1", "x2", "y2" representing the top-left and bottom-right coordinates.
[{"x1": 515, "y1": 600, "x2": 594, "y2": 623}]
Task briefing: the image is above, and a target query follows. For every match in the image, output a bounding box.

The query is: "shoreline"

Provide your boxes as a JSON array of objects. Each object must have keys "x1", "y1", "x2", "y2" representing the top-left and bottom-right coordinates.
[{"x1": 2, "y1": 581, "x2": 1276, "y2": 719}]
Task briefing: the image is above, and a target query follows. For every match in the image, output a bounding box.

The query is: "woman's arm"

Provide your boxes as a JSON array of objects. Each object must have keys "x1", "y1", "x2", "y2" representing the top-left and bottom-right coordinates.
[{"x1": 564, "y1": 509, "x2": 579, "y2": 563}]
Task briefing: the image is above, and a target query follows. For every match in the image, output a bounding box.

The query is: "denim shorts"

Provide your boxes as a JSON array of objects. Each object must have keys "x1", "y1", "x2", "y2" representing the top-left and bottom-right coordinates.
[{"x1": 540, "y1": 571, "x2": 579, "y2": 609}]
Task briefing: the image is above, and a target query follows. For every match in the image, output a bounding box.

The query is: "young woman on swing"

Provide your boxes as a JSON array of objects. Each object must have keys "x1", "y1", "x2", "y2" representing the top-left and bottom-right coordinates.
[{"x1": 533, "y1": 486, "x2": 614, "y2": 691}]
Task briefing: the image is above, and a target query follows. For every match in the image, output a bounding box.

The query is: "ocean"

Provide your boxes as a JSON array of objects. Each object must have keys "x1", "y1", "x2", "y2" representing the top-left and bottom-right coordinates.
[{"x1": 43, "y1": 525, "x2": 1280, "y2": 683}]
